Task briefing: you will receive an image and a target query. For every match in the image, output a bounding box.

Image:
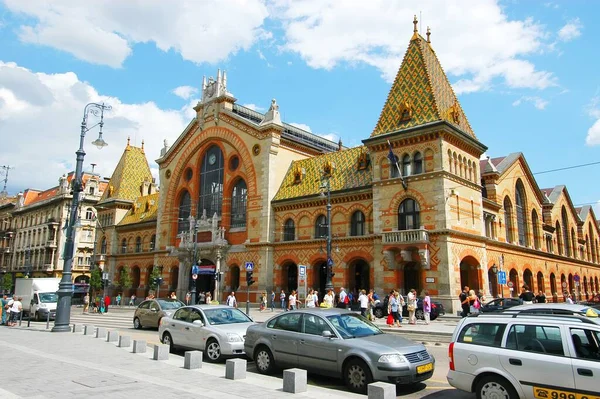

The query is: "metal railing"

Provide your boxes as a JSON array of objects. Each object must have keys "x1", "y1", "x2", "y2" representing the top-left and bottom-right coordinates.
[{"x1": 382, "y1": 229, "x2": 429, "y2": 244}]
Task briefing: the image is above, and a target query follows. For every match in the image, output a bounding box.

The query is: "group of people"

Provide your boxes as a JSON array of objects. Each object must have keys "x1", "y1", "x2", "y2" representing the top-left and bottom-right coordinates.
[
  {"x1": 185, "y1": 291, "x2": 212, "y2": 305},
  {"x1": 1, "y1": 294, "x2": 22, "y2": 326},
  {"x1": 386, "y1": 289, "x2": 432, "y2": 327},
  {"x1": 83, "y1": 293, "x2": 111, "y2": 314}
]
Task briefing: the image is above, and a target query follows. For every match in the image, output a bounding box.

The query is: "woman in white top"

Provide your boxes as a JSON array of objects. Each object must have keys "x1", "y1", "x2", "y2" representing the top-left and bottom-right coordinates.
[
  {"x1": 305, "y1": 289, "x2": 315, "y2": 308},
  {"x1": 407, "y1": 289, "x2": 417, "y2": 324},
  {"x1": 288, "y1": 290, "x2": 298, "y2": 310},
  {"x1": 323, "y1": 289, "x2": 334, "y2": 308}
]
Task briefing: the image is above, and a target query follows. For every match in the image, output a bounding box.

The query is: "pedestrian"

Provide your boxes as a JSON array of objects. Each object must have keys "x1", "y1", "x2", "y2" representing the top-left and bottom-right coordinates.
[
  {"x1": 535, "y1": 291, "x2": 546, "y2": 303},
  {"x1": 185, "y1": 292, "x2": 191, "y2": 305},
  {"x1": 312, "y1": 290, "x2": 319, "y2": 307},
  {"x1": 170, "y1": 291, "x2": 177, "y2": 300},
  {"x1": 226, "y1": 291, "x2": 237, "y2": 308},
  {"x1": 407, "y1": 289, "x2": 417, "y2": 324},
  {"x1": 388, "y1": 290, "x2": 402, "y2": 327},
  {"x1": 1, "y1": 294, "x2": 8, "y2": 325},
  {"x1": 288, "y1": 290, "x2": 298, "y2": 310},
  {"x1": 566, "y1": 293, "x2": 574, "y2": 304},
  {"x1": 422, "y1": 290, "x2": 431, "y2": 325},
  {"x1": 367, "y1": 289, "x2": 375, "y2": 320},
  {"x1": 358, "y1": 290, "x2": 369, "y2": 317},
  {"x1": 9, "y1": 296, "x2": 22, "y2": 327},
  {"x1": 83, "y1": 293, "x2": 90, "y2": 314},
  {"x1": 305, "y1": 289, "x2": 316, "y2": 308},
  {"x1": 270, "y1": 290, "x2": 275, "y2": 311},
  {"x1": 260, "y1": 291, "x2": 267, "y2": 311},
  {"x1": 468, "y1": 290, "x2": 480, "y2": 314},
  {"x1": 116, "y1": 293, "x2": 122, "y2": 307},
  {"x1": 129, "y1": 294, "x2": 136, "y2": 307},
  {"x1": 519, "y1": 285, "x2": 534, "y2": 304},
  {"x1": 459, "y1": 286, "x2": 470, "y2": 317},
  {"x1": 205, "y1": 292, "x2": 212, "y2": 304},
  {"x1": 198, "y1": 291, "x2": 206, "y2": 304},
  {"x1": 323, "y1": 289, "x2": 334, "y2": 308},
  {"x1": 338, "y1": 287, "x2": 347, "y2": 309},
  {"x1": 104, "y1": 294, "x2": 110, "y2": 313},
  {"x1": 280, "y1": 290, "x2": 286, "y2": 310}
]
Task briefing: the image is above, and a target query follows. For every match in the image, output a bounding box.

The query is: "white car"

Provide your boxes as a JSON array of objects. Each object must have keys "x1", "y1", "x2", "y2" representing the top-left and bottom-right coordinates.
[
  {"x1": 159, "y1": 305, "x2": 254, "y2": 362},
  {"x1": 447, "y1": 313, "x2": 600, "y2": 399}
]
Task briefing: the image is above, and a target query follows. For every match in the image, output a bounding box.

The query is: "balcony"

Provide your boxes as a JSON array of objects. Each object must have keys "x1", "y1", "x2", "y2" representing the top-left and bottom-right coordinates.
[
  {"x1": 46, "y1": 240, "x2": 57, "y2": 248},
  {"x1": 42, "y1": 263, "x2": 54, "y2": 271},
  {"x1": 382, "y1": 229, "x2": 429, "y2": 244},
  {"x1": 47, "y1": 218, "x2": 59, "y2": 226}
]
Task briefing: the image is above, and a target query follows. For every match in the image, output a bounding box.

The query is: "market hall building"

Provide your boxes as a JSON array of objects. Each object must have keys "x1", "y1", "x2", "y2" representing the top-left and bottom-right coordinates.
[{"x1": 95, "y1": 20, "x2": 600, "y2": 314}]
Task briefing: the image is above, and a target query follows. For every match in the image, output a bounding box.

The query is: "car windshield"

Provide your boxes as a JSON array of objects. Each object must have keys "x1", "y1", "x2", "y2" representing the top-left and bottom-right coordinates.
[
  {"x1": 204, "y1": 308, "x2": 252, "y2": 325},
  {"x1": 326, "y1": 313, "x2": 383, "y2": 339},
  {"x1": 157, "y1": 299, "x2": 184, "y2": 310},
  {"x1": 39, "y1": 293, "x2": 58, "y2": 303}
]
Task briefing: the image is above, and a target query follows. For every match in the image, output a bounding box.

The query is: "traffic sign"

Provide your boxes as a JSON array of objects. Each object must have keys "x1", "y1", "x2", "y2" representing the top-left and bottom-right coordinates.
[
  {"x1": 497, "y1": 271, "x2": 507, "y2": 285},
  {"x1": 245, "y1": 261, "x2": 254, "y2": 271},
  {"x1": 574, "y1": 275, "x2": 580, "y2": 283},
  {"x1": 191, "y1": 265, "x2": 200, "y2": 275},
  {"x1": 507, "y1": 281, "x2": 514, "y2": 288},
  {"x1": 192, "y1": 274, "x2": 198, "y2": 280},
  {"x1": 299, "y1": 265, "x2": 306, "y2": 277},
  {"x1": 102, "y1": 272, "x2": 109, "y2": 281}
]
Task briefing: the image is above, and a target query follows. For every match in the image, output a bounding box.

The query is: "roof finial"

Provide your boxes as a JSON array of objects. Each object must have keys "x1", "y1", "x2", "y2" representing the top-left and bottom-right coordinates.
[
  {"x1": 426, "y1": 26, "x2": 431, "y2": 43},
  {"x1": 413, "y1": 15, "x2": 418, "y2": 33},
  {"x1": 141, "y1": 139, "x2": 145, "y2": 152},
  {"x1": 127, "y1": 136, "x2": 131, "y2": 149}
]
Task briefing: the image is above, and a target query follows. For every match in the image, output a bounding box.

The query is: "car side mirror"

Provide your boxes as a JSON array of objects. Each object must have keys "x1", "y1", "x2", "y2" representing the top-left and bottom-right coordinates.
[
  {"x1": 193, "y1": 320, "x2": 204, "y2": 326},
  {"x1": 322, "y1": 330, "x2": 334, "y2": 339}
]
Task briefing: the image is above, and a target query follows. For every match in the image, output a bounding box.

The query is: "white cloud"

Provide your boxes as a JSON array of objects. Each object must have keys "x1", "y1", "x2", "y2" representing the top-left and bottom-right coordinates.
[
  {"x1": 289, "y1": 122, "x2": 339, "y2": 143},
  {"x1": 242, "y1": 103, "x2": 265, "y2": 112},
  {"x1": 0, "y1": 61, "x2": 188, "y2": 193},
  {"x1": 172, "y1": 85, "x2": 198, "y2": 100},
  {"x1": 558, "y1": 18, "x2": 582, "y2": 42},
  {"x1": 289, "y1": 122, "x2": 312, "y2": 132},
  {"x1": 585, "y1": 96, "x2": 600, "y2": 146},
  {"x1": 272, "y1": 0, "x2": 556, "y2": 93},
  {"x1": 4, "y1": 0, "x2": 270, "y2": 67},
  {"x1": 512, "y1": 96, "x2": 549, "y2": 110}
]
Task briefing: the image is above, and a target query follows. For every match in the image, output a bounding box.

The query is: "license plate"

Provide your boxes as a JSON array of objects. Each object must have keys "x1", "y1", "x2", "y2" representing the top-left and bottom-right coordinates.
[
  {"x1": 416, "y1": 363, "x2": 433, "y2": 374},
  {"x1": 533, "y1": 386, "x2": 600, "y2": 399}
]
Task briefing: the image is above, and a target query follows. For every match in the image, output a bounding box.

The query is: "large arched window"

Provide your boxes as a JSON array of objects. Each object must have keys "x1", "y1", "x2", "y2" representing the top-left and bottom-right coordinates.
[
  {"x1": 561, "y1": 206, "x2": 571, "y2": 257},
  {"x1": 315, "y1": 214, "x2": 328, "y2": 238},
  {"x1": 100, "y1": 237, "x2": 107, "y2": 254},
  {"x1": 283, "y1": 219, "x2": 295, "y2": 241},
  {"x1": 230, "y1": 265, "x2": 240, "y2": 291},
  {"x1": 85, "y1": 208, "x2": 94, "y2": 220},
  {"x1": 556, "y1": 221, "x2": 563, "y2": 255},
  {"x1": 503, "y1": 197, "x2": 514, "y2": 244},
  {"x1": 199, "y1": 145, "x2": 224, "y2": 218},
  {"x1": 412, "y1": 152, "x2": 423, "y2": 175},
  {"x1": 515, "y1": 181, "x2": 528, "y2": 246},
  {"x1": 178, "y1": 190, "x2": 191, "y2": 233},
  {"x1": 121, "y1": 238, "x2": 127, "y2": 254},
  {"x1": 401, "y1": 154, "x2": 411, "y2": 177},
  {"x1": 135, "y1": 236, "x2": 142, "y2": 253},
  {"x1": 350, "y1": 210, "x2": 365, "y2": 236},
  {"x1": 531, "y1": 209, "x2": 541, "y2": 250},
  {"x1": 398, "y1": 199, "x2": 420, "y2": 230},
  {"x1": 230, "y1": 179, "x2": 247, "y2": 228},
  {"x1": 571, "y1": 227, "x2": 577, "y2": 259}
]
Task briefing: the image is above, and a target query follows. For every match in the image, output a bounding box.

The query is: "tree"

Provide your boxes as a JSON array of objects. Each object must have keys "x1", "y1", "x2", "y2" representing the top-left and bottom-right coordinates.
[
  {"x1": 1, "y1": 274, "x2": 12, "y2": 293},
  {"x1": 90, "y1": 268, "x2": 103, "y2": 298},
  {"x1": 119, "y1": 268, "x2": 132, "y2": 293},
  {"x1": 148, "y1": 266, "x2": 162, "y2": 291}
]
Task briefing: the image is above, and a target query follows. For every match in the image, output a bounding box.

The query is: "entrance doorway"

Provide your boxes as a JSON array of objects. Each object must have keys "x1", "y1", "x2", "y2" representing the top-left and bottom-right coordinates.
[
  {"x1": 313, "y1": 261, "x2": 327, "y2": 298},
  {"x1": 460, "y1": 256, "x2": 480, "y2": 292},
  {"x1": 349, "y1": 260, "x2": 370, "y2": 295},
  {"x1": 284, "y1": 263, "x2": 298, "y2": 293},
  {"x1": 403, "y1": 262, "x2": 421, "y2": 294},
  {"x1": 189, "y1": 259, "x2": 216, "y2": 300}
]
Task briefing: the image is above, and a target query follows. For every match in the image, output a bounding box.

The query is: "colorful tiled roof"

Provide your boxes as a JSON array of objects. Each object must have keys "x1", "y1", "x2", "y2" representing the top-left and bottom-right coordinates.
[
  {"x1": 118, "y1": 192, "x2": 160, "y2": 226},
  {"x1": 273, "y1": 146, "x2": 372, "y2": 201},
  {"x1": 371, "y1": 29, "x2": 475, "y2": 138},
  {"x1": 100, "y1": 143, "x2": 153, "y2": 202}
]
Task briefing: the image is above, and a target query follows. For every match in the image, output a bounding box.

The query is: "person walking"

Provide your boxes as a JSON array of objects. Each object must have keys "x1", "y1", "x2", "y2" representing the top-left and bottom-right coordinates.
[
  {"x1": 270, "y1": 290, "x2": 275, "y2": 311},
  {"x1": 83, "y1": 293, "x2": 90, "y2": 314},
  {"x1": 226, "y1": 291, "x2": 237, "y2": 308},
  {"x1": 9, "y1": 296, "x2": 22, "y2": 327},
  {"x1": 129, "y1": 294, "x2": 136, "y2": 307},
  {"x1": 407, "y1": 289, "x2": 417, "y2": 324},
  {"x1": 104, "y1": 294, "x2": 111, "y2": 313},
  {"x1": 388, "y1": 291, "x2": 402, "y2": 327},
  {"x1": 280, "y1": 290, "x2": 286, "y2": 310},
  {"x1": 2, "y1": 294, "x2": 9, "y2": 325},
  {"x1": 170, "y1": 292, "x2": 177, "y2": 300},
  {"x1": 535, "y1": 291, "x2": 546, "y2": 303},
  {"x1": 338, "y1": 287, "x2": 347, "y2": 309},
  {"x1": 422, "y1": 290, "x2": 431, "y2": 325},
  {"x1": 288, "y1": 290, "x2": 298, "y2": 310},
  {"x1": 185, "y1": 292, "x2": 191, "y2": 305},
  {"x1": 116, "y1": 293, "x2": 122, "y2": 307},
  {"x1": 205, "y1": 292, "x2": 212, "y2": 304},
  {"x1": 459, "y1": 286, "x2": 470, "y2": 318},
  {"x1": 323, "y1": 289, "x2": 334, "y2": 308},
  {"x1": 519, "y1": 285, "x2": 534, "y2": 304},
  {"x1": 260, "y1": 291, "x2": 267, "y2": 311},
  {"x1": 468, "y1": 290, "x2": 480, "y2": 314},
  {"x1": 358, "y1": 290, "x2": 369, "y2": 317},
  {"x1": 305, "y1": 289, "x2": 315, "y2": 308}
]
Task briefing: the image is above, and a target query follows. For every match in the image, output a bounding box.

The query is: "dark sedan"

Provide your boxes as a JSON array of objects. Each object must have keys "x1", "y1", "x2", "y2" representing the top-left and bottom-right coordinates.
[
  {"x1": 479, "y1": 297, "x2": 521, "y2": 313},
  {"x1": 373, "y1": 296, "x2": 443, "y2": 321}
]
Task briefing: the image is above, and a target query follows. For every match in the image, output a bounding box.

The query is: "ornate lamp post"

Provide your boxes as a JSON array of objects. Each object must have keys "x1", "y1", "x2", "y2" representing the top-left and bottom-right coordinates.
[
  {"x1": 320, "y1": 177, "x2": 334, "y2": 292},
  {"x1": 53, "y1": 102, "x2": 110, "y2": 332}
]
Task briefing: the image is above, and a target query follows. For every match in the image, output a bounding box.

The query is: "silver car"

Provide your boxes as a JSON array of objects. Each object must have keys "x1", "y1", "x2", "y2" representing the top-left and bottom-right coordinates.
[
  {"x1": 504, "y1": 303, "x2": 600, "y2": 324},
  {"x1": 244, "y1": 308, "x2": 435, "y2": 393},
  {"x1": 133, "y1": 298, "x2": 184, "y2": 329},
  {"x1": 159, "y1": 305, "x2": 254, "y2": 362}
]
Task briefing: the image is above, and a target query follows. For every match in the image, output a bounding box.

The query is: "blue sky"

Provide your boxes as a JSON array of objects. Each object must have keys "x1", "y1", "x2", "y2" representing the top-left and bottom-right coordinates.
[{"x1": 0, "y1": 0, "x2": 599, "y2": 212}]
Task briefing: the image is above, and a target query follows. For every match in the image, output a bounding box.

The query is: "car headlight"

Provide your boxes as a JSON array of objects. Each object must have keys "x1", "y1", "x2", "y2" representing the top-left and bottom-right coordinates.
[
  {"x1": 227, "y1": 333, "x2": 242, "y2": 342},
  {"x1": 378, "y1": 354, "x2": 407, "y2": 364}
]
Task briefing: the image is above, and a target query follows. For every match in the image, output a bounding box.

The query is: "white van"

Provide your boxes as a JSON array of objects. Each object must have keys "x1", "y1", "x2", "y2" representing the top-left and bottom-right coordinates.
[{"x1": 14, "y1": 278, "x2": 60, "y2": 321}]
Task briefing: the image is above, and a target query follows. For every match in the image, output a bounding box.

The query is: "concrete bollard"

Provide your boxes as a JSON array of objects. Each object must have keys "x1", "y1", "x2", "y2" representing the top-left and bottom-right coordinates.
[
  {"x1": 118, "y1": 335, "x2": 131, "y2": 348},
  {"x1": 106, "y1": 330, "x2": 119, "y2": 343},
  {"x1": 153, "y1": 344, "x2": 169, "y2": 360},
  {"x1": 95, "y1": 327, "x2": 107, "y2": 339},
  {"x1": 84, "y1": 325, "x2": 95, "y2": 336},
  {"x1": 72, "y1": 324, "x2": 83, "y2": 333},
  {"x1": 225, "y1": 358, "x2": 247, "y2": 380},
  {"x1": 184, "y1": 351, "x2": 203, "y2": 369},
  {"x1": 133, "y1": 340, "x2": 147, "y2": 354},
  {"x1": 283, "y1": 368, "x2": 307, "y2": 394},
  {"x1": 368, "y1": 382, "x2": 396, "y2": 399}
]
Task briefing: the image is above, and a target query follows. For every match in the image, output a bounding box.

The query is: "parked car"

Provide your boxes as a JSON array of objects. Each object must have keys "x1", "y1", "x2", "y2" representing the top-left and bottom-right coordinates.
[
  {"x1": 159, "y1": 305, "x2": 254, "y2": 362},
  {"x1": 373, "y1": 295, "x2": 444, "y2": 321},
  {"x1": 479, "y1": 297, "x2": 522, "y2": 313},
  {"x1": 447, "y1": 312, "x2": 600, "y2": 399},
  {"x1": 503, "y1": 303, "x2": 600, "y2": 324},
  {"x1": 133, "y1": 298, "x2": 184, "y2": 329},
  {"x1": 244, "y1": 308, "x2": 435, "y2": 393}
]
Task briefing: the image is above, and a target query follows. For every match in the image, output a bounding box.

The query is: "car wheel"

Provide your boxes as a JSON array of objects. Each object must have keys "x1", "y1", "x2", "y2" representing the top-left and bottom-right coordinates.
[
  {"x1": 254, "y1": 346, "x2": 275, "y2": 374},
  {"x1": 205, "y1": 338, "x2": 222, "y2": 362},
  {"x1": 374, "y1": 308, "x2": 384, "y2": 319},
  {"x1": 475, "y1": 375, "x2": 518, "y2": 399},
  {"x1": 415, "y1": 309, "x2": 424, "y2": 320},
  {"x1": 344, "y1": 358, "x2": 373, "y2": 394},
  {"x1": 133, "y1": 317, "x2": 142, "y2": 329},
  {"x1": 161, "y1": 332, "x2": 175, "y2": 352}
]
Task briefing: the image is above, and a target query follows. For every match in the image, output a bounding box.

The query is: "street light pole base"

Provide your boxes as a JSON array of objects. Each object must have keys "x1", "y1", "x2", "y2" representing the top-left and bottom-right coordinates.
[{"x1": 51, "y1": 324, "x2": 71, "y2": 333}]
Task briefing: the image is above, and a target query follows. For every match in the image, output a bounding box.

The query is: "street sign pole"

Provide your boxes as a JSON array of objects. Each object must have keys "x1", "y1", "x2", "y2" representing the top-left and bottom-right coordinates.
[{"x1": 245, "y1": 262, "x2": 254, "y2": 316}]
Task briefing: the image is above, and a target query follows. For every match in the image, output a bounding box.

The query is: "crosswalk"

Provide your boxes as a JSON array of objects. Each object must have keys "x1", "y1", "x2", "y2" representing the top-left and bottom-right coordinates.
[{"x1": 69, "y1": 310, "x2": 135, "y2": 330}]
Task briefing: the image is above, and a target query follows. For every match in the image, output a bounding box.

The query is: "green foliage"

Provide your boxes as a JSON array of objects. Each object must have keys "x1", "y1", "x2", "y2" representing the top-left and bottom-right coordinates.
[
  {"x1": 118, "y1": 268, "x2": 132, "y2": 291},
  {"x1": 90, "y1": 268, "x2": 103, "y2": 296},
  {"x1": 1, "y1": 274, "x2": 12, "y2": 292},
  {"x1": 148, "y1": 267, "x2": 161, "y2": 291}
]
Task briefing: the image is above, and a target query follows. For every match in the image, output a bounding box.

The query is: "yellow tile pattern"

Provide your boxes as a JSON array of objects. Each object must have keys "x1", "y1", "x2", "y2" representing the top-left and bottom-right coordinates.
[
  {"x1": 371, "y1": 35, "x2": 475, "y2": 138},
  {"x1": 273, "y1": 146, "x2": 372, "y2": 201},
  {"x1": 118, "y1": 192, "x2": 160, "y2": 226},
  {"x1": 100, "y1": 146, "x2": 153, "y2": 202}
]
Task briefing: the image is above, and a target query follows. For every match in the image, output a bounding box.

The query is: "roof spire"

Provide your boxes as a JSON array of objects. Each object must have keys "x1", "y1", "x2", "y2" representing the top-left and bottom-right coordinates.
[
  {"x1": 127, "y1": 136, "x2": 131, "y2": 150},
  {"x1": 412, "y1": 15, "x2": 419, "y2": 40},
  {"x1": 141, "y1": 139, "x2": 145, "y2": 152},
  {"x1": 426, "y1": 26, "x2": 431, "y2": 43}
]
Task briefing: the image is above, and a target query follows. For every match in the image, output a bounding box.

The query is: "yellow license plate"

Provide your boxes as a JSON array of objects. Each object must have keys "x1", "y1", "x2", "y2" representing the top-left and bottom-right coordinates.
[
  {"x1": 533, "y1": 386, "x2": 600, "y2": 399},
  {"x1": 417, "y1": 363, "x2": 433, "y2": 374}
]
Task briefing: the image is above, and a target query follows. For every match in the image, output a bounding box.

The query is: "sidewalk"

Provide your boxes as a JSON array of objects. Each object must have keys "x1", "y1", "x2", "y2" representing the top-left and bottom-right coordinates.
[{"x1": 0, "y1": 326, "x2": 364, "y2": 399}]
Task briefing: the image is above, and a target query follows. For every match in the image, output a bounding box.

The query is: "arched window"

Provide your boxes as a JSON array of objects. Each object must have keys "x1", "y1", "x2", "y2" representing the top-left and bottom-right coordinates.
[
  {"x1": 283, "y1": 219, "x2": 295, "y2": 241},
  {"x1": 401, "y1": 154, "x2": 411, "y2": 177},
  {"x1": 150, "y1": 234, "x2": 156, "y2": 251},
  {"x1": 398, "y1": 199, "x2": 420, "y2": 230},
  {"x1": 390, "y1": 153, "x2": 400, "y2": 178},
  {"x1": 556, "y1": 221, "x2": 563, "y2": 256},
  {"x1": 531, "y1": 209, "x2": 541, "y2": 250},
  {"x1": 561, "y1": 207, "x2": 571, "y2": 257},
  {"x1": 178, "y1": 190, "x2": 191, "y2": 233},
  {"x1": 351, "y1": 211, "x2": 365, "y2": 236},
  {"x1": 230, "y1": 266, "x2": 240, "y2": 291},
  {"x1": 504, "y1": 197, "x2": 514, "y2": 244},
  {"x1": 85, "y1": 208, "x2": 94, "y2": 220},
  {"x1": 515, "y1": 181, "x2": 528, "y2": 246},
  {"x1": 315, "y1": 214, "x2": 328, "y2": 239},
  {"x1": 571, "y1": 227, "x2": 576, "y2": 259},
  {"x1": 413, "y1": 152, "x2": 423, "y2": 175},
  {"x1": 199, "y1": 145, "x2": 224, "y2": 218},
  {"x1": 230, "y1": 179, "x2": 247, "y2": 228},
  {"x1": 135, "y1": 236, "x2": 142, "y2": 253},
  {"x1": 100, "y1": 237, "x2": 107, "y2": 254},
  {"x1": 121, "y1": 238, "x2": 127, "y2": 254}
]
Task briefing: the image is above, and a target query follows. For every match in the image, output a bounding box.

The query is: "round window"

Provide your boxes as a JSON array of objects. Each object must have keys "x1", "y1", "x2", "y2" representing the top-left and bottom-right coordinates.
[
  {"x1": 252, "y1": 144, "x2": 261, "y2": 156},
  {"x1": 229, "y1": 156, "x2": 240, "y2": 171},
  {"x1": 184, "y1": 168, "x2": 193, "y2": 181}
]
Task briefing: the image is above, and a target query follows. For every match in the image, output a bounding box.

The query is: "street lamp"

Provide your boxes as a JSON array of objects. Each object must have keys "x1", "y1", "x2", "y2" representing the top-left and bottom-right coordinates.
[
  {"x1": 53, "y1": 102, "x2": 110, "y2": 333},
  {"x1": 319, "y1": 177, "x2": 334, "y2": 292}
]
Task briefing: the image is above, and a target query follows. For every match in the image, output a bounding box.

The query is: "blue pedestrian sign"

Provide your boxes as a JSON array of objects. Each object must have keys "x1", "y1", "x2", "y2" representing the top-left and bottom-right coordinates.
[
  {"x1": 498, "y1": 271, "x2": 507, "y2": 285},
  {"x1": 245, "y1": 261, "x2": 254, "y2": 271}
]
